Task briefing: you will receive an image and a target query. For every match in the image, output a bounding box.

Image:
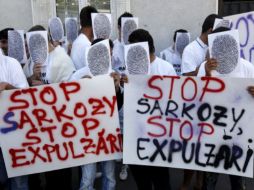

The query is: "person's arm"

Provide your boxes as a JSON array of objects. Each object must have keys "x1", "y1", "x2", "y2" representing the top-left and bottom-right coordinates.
[
  {"x1": 27, "y1": 63, "x2": 43, "y2": 86},
  {"x1": 0, "y1": 82, "x2": 16, "y2": 92},
  {"x1": 247, "y1": 86, "x2": 254, "y2": 98},
  {"x1": 182, "y1": 67, "x2": 200, "y2": 76},
  {"x1": 204, "y1": 58, "x2": 218, "y2": 76},
  {"x1": 110, "y1": 72, "x2": 120, "y2": 93}
]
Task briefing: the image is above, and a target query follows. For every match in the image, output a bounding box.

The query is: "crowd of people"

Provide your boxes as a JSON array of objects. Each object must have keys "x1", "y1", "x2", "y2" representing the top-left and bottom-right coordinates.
[{"x1": 1, "y1": 5, "x2": 254, "y2": 190}]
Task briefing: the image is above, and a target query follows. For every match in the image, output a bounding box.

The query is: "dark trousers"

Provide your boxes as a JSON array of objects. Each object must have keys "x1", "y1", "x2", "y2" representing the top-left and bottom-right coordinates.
[
  {"x1": 45, "y1": 168, "x2": 72, "y2": 190},
  {"x1": 29, "y1": 174, "x2": 43, "y2": 190},
  {"x1": 202, "y1": 172, "x2": 246, "y2": 190},
  {"x1": 130, "y1": 165, "x2": 171, "y2": 190}
]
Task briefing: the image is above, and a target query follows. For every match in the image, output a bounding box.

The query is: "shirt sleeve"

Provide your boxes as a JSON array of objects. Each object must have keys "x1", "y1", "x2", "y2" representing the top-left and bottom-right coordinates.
[
  {"x1": 49, "y1": 47, "x2": 76, "y2": 83},
  {"x1": 71, "y1": 42, "x2": 87, "y2": 70},
  {"x1": 69, "y1": 66, "x2": 91, "y2": 81},
  {"x1": 10, "y1": 58, "x2": 29, "y2": 88},
  {"x1": 181, "y1": 46, "x2": 197, "y2": 74},
  {"x1": 197, "y1": 62, "x2": 206, "y2": 77}
]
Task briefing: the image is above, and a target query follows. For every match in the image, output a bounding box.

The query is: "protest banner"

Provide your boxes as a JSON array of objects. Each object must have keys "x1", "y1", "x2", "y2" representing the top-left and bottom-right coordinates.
[
  {"x1": 225, "y1": 11, "x2": 254, "y2": 64},
  {"x1": 0, "y1": 76, "x2": 122, "y2": 177},
  {"x1": 123, "y1": 75, "x2": 254, "y2": 177}
]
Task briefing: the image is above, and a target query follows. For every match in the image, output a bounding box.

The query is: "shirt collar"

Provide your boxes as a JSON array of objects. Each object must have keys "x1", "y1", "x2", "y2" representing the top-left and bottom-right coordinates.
[
  {"x1": 196, "y1": 37, "x2": 207, "y2": 49},
  {"x1": 80, "y1": 33, "x2": 91, "y2": 45}
]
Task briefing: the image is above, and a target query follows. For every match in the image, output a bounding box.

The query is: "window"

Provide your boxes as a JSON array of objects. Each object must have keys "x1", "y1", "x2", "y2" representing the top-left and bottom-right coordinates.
[
  {"x1": 56, "y1": 0, "x2": 79, "y2": 24},
  {"x1": 31, "y1": 0, "x2": 56, "y2": 28},
  {"x1": 55, "y1": 0, "x2": 130, "y2": 38},
  {"x1": 89, "y1": 0, "x2": 111, "y2": 13},
  {"x1": 219, "y1": 0, "x2": 254, "y2": 16},
  {"x1": 56, "y1": 0, "x2": 111, "y2": 24}
]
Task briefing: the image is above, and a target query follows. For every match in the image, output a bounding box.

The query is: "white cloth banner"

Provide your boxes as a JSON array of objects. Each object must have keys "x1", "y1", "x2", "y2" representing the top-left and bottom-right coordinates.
[
  {"x1": 0, "y1": 76, "x2": 122, "y2": 177},
  {"x1": 225, "y1": 11, "x2": 254, "y2": 64},
  {"x1": 123, "y1": 75, "x2": 254, "y2": 177}
]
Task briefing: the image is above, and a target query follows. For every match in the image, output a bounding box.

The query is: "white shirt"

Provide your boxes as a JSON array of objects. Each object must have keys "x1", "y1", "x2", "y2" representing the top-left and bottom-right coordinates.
[
  {"x1": 0, "y1": 54, "x2": 28, "y2": 88},
  {"x1": 112, "y1": 39, "x2": 125, "y2": 72},
  {"x1": 197, "y1": 58, "x2": 254, "y2": 78},
  {"x1": 47, "y1": 46, "x2": 76, "y2": 83},
  {"x1": 150, "y1": 57, "x2": 177, "y2": 76},
  {"x1": 71, "y1": 33, "x2": 91, "y2": 70},
  {"x1": 23, "y1": 46, "x2": 76, "y2": 84},
  {"x1": 160, "y1": 46, "x2": 182, "y2": 75},
  {"x1": 181, "y1": 37, "x2": 208, "y2": 74}
]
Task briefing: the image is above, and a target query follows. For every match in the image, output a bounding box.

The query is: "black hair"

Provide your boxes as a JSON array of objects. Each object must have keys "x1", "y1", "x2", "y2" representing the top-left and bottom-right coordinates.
[
  {"x1": 202, "y1": 14, "x2": 222, "y2": 34},
  {"x1": 0, "y1": 28, "x2": 14, "y2": 40},
  {"x1": 212, "y1": 27, "x2": 230, "y2": 34},
  {"x1": 173, "y1": 29, "x2": 188, "y2": 42},
  {"x1": 91, "y1": 38, "x2": 113, "y2": 49},
  {"x1": 28, "y1": 25, "x2": 46, "y2": 32},
  {"x1": 128, "y1": 29, "x2": 155, "y2": 54},
  {"x1": 80, "y1": 6, "x2": 98, "y2": 28},
  {"x1": 118, "y1": 12, "x2": 133, "y2": 27}
]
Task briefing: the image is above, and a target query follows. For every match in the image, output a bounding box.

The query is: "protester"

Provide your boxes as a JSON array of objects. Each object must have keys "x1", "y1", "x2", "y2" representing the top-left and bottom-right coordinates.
[
  {"x1": 160, "y1": 29, "x2": 189, "y2": 75},
  {"x1": 127, "y1": 28, "x2": 176, "y2": 190},
  {"x1": 1, "y1": 6, "x2": 254, "y2": 190},
  {"x1": 179, "y1": 13, "x2": 222, "y2": 190},
  {"x1": 71, "y1": 6, "x2": 98, "y2": 70},
  {"x1": 197, "y1": 27, "x2": 254, "y2": 190},
  {"x1": 112, "y1": 12, "x2": 133, "y2": 74},
  {"x1": 0, "y1": 28, "x2": 14, "y2": 55},
  {"x1": 111, "y1": 12, "x2": 134, "y2": 181},
  {"x1": 23, "y1": 25, "x2": 76, "y2": 190},
  {"x1": 0, "y1": 49, "x2": 29, "y2": 190},
  {"x1": 181, "y1": 14, "x2": 222, "y2": 76},
  {"x1": 78, "y1": 38, "x2": 121, "y2": 190}
]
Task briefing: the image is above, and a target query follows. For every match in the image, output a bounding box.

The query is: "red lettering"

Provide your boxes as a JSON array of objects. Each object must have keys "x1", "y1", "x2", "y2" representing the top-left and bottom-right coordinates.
[
  {"x1": 181, "y1": 77, "x2": 198, "y2": 101},
  {"x1": 166, "y1": 118, "x2": 181, "y2": 137},
  {"x1": 61, "y1": 122, "x2": 77, "y2": 138},
  {"x1": 41, "y1": 126, "x2": 57, "y2": 143},
  {"x1": 80, "y1": 138, "x2": 96, "y2": 154},
  {"x1": 60, "y1": 82, "x2": 80, "y2": 101},
  {"x1": 32, "y1": 109, "x2": 53, "y2": 126},
  {"x1": 22, "y1": 128, "x2": 41, "y2": 146},
  {"x1": 89, "y1": 98, "x2": 106, "y2": 116},
  {"x1": 22, "y1": 88, "x2": 38, "y2": 106},
  {"x1": 82, "y1": 118, "x2": 99, "y2": 136},
  {"x1": 180, "y1": 120, "x2": 193, "y2": 141},
  {"x1": 9, "y1": 91, "x2": 29, "y2": 111},
  {"x1": 19, "y1": 111, "x2": 36, "y2": 129},
  {"x1": 147, "y1": 116, "x2": 166, "y2": 137},
  {"x1": 40, "y1": 86, "x2": 57, "y2": 105},
  {"x1": 163, "y1": 76, "x2": 180, "y2": 99},
  {"x1": 96, "y1": 129, "x2": 109, "y2": 155},
  {"x1": 42, "y1": 144, "x2": 56, "y2": 162},
  {"x1": 117, "y1": 128, "x2": 123, "y2": 151},
  {"x1": 143, "y1": 76, "x2": 163, "y2": 100},
  {"x1": 52, "y1": 105, "x2": 73, "y2": 122},
  {"x1": 55, "y1": 143, "x2": 69, "y2": 161},
  {"x1": 106, "y1": 134, "x2": 120, "y2": 153},
  {"x1": 198, "y1": 122, "x2": 214, "y2": 142},
  {"x1": 68, "y1": 141, "x2": 85, "y2": 158},
  {"x1": 28, "y1": 146, "x2": 47, "y2": 164},
  {"x1": 74, "y1": 103, "x2": 87, "y2": 118},
  {"x1": 9, "y1": 148, "x2": 30, "y2": 168},
  {"x1": 199, "y1": 77, "x2": 225, "y2": 101},
  {"x1": 103, "y1": 96, "x2": 117, "y2": 117}
]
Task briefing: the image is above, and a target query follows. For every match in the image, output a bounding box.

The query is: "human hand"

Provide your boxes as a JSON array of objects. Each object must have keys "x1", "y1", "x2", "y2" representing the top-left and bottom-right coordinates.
[
  {"x1": 32, "y1": 63, "x2": 43, "y2": 80},
  {"x1": 110, "y1": 72, "x2": 120, "y2": 92},
  {"x1": 247, "y1": 86, "x2": 254, "y2": 98},
  {"x1": 205, "y1": 58, "x2": 218, "y2": 76}
]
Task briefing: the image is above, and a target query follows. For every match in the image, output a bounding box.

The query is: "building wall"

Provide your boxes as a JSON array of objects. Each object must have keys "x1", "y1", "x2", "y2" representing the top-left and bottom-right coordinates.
[
  {"x1": 0, "y1": 0, "x2": 33, "y2": 31},
  {"x1": 130, "y1": 0, "x2": 218, "y2": 54},
  {"x1": 0, "y1": 0, "x2": 217, "y2": 53}
]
